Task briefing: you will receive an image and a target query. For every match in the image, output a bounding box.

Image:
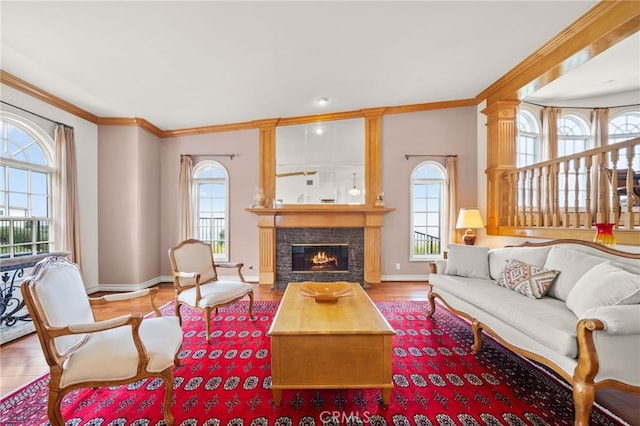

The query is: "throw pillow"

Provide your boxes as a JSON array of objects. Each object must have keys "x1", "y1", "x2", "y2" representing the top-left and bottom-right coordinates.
[
  {"x1": 496, "y1": 258, "x2": 560, "y2": 299},
  {"x1": 543, "y1": 246, "x2": 609, "y2": 301},
  {"x1": 566, "y1": 262, "x2": 640, "y2": 318},
  {"x1": 444, "y1": 244, "x2": 490, "y2": 279},
  {"x1": 488, "y1": 246, "x2": 551, "y2": 280},
  {"x1": 444, "y1": 244, "x2": 489, "y2": 279}
]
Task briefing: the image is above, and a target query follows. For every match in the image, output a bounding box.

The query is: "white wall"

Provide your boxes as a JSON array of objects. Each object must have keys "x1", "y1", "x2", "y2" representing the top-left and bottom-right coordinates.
[
  {"x1": 381, "y1": 107, "x2": 478, "y2": 280},
  {"x1": 1, "y1": 84, "x2": 100, "y2": 291}
]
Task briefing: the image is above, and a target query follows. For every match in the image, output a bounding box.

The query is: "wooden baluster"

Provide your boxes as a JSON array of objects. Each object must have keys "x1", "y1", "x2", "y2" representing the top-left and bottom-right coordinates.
[
  {"x1": 509, "y1": 173, "x2": 519, "y2": 226},
  {"x1": 533, "y1": 167, "x2": 541, "y2": 226},
  {"x1": 624, "y1": 146, "x2": 636, "y2": 229},
  {"x1": 519, "y1": 170, "x2": 526, "y2": 226},
  {"x1": 528, "y1": 169, "x2": 534, "y2": 227},
  {"x1": 544, "y1": 165, "x2": 551, "y2": 227},
  {"x1": 573, "y1": 158, "x2": 581, "y2": 228},
  {"x1": 610, "y1": 150, "x2": 620, "y2": 226},
  {"x1": 552, "y1": 163, "x2": 560, "y2": 227},
  {"x1": 563, "y1": 161, "x2": 570, "y2": 228},
  {"x1": 585, "y1": 156, "x2": 593, "y2": 227},
  {"x1": 506, "y1": 173, "x2": 513, "y2": 226}
]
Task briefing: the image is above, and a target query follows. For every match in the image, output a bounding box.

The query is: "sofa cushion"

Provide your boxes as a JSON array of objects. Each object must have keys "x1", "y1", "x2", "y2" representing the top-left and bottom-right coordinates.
[
  {"x1": 496, "y1": 258, "x2": 559, "y2": 299},
  {"x1": 543, "y1": 246, "x2": 609, "y2": 301},
  {"x1": 444, "y1": 244, "x2": 490, "y2": 279},
  {"x1": 488, "y1": 246, "x2": 551, "y2": 280},
  {"x1": 429, "y1": 273, "x2": 578, "y2": 357},
  {"x1": 566, "y1": 262, "x2": 640, "y2": 318}
]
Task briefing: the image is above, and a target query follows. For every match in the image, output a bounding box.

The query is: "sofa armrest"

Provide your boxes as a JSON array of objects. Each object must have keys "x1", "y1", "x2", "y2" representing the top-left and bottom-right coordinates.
[
  {"x1": 582, "y1": 305, "x2": 640, "y2": 335},
  {"x1": 432, "y1": 259, "x2": 447, "y2": 274}
]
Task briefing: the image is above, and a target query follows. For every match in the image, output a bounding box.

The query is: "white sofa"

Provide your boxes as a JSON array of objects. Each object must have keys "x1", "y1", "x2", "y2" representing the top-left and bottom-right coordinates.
[{"x1": 427, "y1": 239, "x2": 640, "y2": 426}]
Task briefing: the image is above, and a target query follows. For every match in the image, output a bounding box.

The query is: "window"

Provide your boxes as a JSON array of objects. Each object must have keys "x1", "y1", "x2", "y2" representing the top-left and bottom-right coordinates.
[
  {"x1": 193, "y1": 161, "x2": 229, "y2": 261},
  {"x1": 557, "y1": 114, "x2": 590, "y2": 208},
  {"x1": 516, "y1": 110, "x2": 541, "y2": 167},
  {"x1": 410, "y1": 162, "x2": 445, "y2": 260},
  {"x1": 0, "y1": 114, "x2": 54, "y2": 258},
  {"x1": 608, "y1": 110, "x2": 640, "y2": 171}
]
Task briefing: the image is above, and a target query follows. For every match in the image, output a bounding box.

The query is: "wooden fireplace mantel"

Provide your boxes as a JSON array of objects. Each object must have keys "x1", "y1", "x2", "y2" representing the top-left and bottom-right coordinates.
[{"x1": 247, "y1": 206, "x2": 394, "y2": 285}]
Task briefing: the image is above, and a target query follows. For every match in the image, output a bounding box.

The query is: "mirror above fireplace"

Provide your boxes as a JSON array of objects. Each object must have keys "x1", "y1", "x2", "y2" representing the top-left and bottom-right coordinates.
[{"x1": 275, "y1": 118, "x2": 365, "y2": 205}]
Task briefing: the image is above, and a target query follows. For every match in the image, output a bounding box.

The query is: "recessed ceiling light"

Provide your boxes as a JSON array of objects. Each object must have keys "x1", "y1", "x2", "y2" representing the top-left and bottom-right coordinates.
[{"x1": 316, "y1": 97, "x2": 330, "y2": 106}]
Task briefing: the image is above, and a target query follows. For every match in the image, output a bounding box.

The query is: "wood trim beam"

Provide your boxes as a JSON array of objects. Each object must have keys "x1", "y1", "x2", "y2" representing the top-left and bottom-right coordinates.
[{"x1": 477, "y1": 0, "x2": 640, "y2": 104}]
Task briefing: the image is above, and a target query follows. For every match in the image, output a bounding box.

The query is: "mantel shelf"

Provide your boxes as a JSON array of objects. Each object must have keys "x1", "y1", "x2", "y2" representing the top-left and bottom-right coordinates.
[
  {"x1": 246, "y1": 206, "x2": 394, "y2": 285},
  {"x1": 246, "y1": 206, "x2": 395, "y2": 215}
]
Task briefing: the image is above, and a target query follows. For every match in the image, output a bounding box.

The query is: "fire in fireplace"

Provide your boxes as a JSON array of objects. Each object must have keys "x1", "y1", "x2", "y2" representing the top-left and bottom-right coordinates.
[{"x1": 291, "y1": 244, "x2": 349, "y2": 273}]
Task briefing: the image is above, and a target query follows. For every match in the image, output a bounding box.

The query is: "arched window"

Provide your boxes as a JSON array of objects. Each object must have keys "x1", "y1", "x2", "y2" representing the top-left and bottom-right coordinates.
[
  {"x1": 193, "y1": 161, "x2": 229, "y2": 260},
  {"x1": 608, "y1": 110, "x2": 640, "y2": 170},
  {"x1": 410, "y1": 162, "x2": 446, "y2": 260},
  {"x1": 516, "y1": 109, "x2": 541, "y2": 167},
  {"x1": 0, "y1": 113, "x2": 54, "y2": 258},
  {"x1": 558, "y1": 114, "x2": 590, "y2": 208}
]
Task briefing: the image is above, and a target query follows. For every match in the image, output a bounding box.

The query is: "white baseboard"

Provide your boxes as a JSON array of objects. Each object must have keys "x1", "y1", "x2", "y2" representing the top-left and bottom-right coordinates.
[
  {"x1": 97, "y1": 276, "x2": 162, "y2": 292},
  {"x1": 381, "y1": 274, "x2": 428, "y2": 282}
]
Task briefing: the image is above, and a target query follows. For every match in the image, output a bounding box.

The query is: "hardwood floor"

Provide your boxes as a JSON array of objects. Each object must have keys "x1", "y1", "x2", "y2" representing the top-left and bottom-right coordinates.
[{"x1": 1, "y1": 281, "x2": 638, "y2": 424}]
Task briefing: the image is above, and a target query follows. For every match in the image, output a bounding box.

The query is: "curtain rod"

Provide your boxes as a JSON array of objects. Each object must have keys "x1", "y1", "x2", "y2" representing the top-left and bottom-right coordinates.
[
  {"x1": 1, "y1": 100, "x2": 72, "y2": 128},
  {"x1": 404, "y1": 154, "x2": 457, "y2": 160},
  {"x1": 522, "y1": 101, "x2": 640, "y2": 110},
  {"x1": 182, "y1": 153, "x2": 236, "y2": 160}
]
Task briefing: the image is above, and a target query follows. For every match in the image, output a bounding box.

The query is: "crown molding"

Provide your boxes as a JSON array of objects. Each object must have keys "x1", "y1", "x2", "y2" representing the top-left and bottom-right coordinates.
[
  {"x1": 385, "y1": 98, "x2": 476, "y2": 115},
  {"x1": 97, "y1": 117, "x2": 164, "y2": 137},
  {"x1": 0, "y1": 70, "x2": 101, "y2": 124}
]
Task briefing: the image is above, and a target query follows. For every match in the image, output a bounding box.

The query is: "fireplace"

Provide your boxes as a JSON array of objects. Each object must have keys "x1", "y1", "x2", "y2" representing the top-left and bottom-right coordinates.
[
  {"x1": 275, "y1": 227, "x2": 364, "y2": 288},
  {"x1": 292, "y1": 244, "x2": 349, "y2": 273}
]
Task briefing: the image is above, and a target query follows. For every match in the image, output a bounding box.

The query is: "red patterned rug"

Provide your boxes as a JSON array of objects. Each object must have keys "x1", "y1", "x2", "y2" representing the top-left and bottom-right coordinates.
[{"x1": 0, "y1": 300, "x2": 627, "y2": 425}]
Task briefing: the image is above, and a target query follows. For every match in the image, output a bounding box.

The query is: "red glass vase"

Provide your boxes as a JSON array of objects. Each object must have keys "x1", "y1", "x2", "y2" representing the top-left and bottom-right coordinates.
[{"x1": 593, "y1": 223, "x2": 616, "y2": 249}]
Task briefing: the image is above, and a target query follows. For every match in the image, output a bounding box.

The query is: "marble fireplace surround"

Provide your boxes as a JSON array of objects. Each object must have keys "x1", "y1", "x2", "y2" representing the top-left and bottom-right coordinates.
[{"x1": 247, "y1": 206, "x2": 394, "y2": 287}]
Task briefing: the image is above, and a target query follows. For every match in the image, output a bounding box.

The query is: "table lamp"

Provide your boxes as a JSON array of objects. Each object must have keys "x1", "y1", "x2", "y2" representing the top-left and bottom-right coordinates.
[{"x1": 456, "y1": 208, "x2": 484, "y2": 245}]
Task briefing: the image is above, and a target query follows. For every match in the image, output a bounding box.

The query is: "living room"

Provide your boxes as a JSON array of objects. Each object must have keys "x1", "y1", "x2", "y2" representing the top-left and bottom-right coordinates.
[{"x1": 1, "y1": 1, "x2": 639, "y2": 424}]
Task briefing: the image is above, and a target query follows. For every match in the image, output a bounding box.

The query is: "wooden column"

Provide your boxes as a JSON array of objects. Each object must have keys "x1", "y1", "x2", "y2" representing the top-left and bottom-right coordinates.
[
  {"x1": 256, "y1": 119, "x2": 279, "y2": 207},
  {"x1": 256, "y1": 212, "x2": 276, "y2": 285},
  {"x1": 362, "y1": 108, "x2": 385, "y2": 206},
  {"x1": 482, "y1": 100, "x2": 520, "y2": 234}
]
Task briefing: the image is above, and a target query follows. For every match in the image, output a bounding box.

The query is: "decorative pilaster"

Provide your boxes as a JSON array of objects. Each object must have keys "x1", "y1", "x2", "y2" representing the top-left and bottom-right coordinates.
[{"x1": 482, "y1": 100, "x2": 520, "y2": 234}]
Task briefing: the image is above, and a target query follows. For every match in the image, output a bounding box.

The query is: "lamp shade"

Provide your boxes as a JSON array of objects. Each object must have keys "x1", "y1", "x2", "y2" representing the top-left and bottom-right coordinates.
[{"x1": 456, "y1": 208, "x2": 484, "y2": 229}]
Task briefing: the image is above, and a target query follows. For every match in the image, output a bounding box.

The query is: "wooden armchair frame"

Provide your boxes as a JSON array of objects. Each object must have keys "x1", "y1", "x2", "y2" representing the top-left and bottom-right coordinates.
[
  {"x1": 168, "y1": 239, "x2": 255, "y2": 343},
  {"x1": 22, "y1": 256, "x2": 182, "y2": 426}
]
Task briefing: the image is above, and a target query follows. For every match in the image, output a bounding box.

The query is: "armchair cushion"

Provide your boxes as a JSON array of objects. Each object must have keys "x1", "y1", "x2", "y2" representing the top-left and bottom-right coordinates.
[
  {"x1": 61, "y1": 316, "x2": 181, "y2": 387},
  {"x1": 178, "y1": 280, "x2": 254, "y2": 308}
]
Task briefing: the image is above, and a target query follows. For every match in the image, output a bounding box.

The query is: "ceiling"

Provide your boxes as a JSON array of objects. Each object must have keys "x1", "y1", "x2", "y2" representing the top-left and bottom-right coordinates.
[{"x1": 1, "y1": 1, "x2": 638, "y2": 131}]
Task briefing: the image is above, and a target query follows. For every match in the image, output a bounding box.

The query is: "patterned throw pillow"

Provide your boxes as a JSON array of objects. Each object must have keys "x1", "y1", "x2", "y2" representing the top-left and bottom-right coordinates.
[{"x1": 496, "y1": 258, "x2": 560, "y2": 299}]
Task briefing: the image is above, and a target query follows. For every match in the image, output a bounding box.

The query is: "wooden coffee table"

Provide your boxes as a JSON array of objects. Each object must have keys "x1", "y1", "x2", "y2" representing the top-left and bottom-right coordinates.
[{"x1": 268, "y1": 282, "x2": 395, "y2": 406}]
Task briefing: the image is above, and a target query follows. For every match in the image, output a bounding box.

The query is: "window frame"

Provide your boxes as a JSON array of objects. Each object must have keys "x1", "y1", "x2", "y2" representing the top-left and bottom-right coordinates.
[
  {"x1": 557, "y1": 113, "x2": 591, "y2": 209},
  {"x1": 192, "y1": 160, "x2": 230, "y2": 262},
  {"x1": 0, "y1": 112, "x2": 55, "y2": 258},
  {"x1": 608, "y1": 109, "x2": 640, "y2": 171},
  {"x1": 409, "y1": 161, "x2": 446, "y2": 261},
  {"x1": 516, "y1": 109, "x2": 541, "y2": 168}
]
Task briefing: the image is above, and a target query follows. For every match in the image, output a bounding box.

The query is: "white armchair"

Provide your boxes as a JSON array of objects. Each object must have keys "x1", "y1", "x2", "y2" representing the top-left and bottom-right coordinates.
[
  {"x1": 22, "y1": 256, "x2": 183, "y2": 426},
  {"x1": 168, "y1": 239, "x2": 255, "y2": 343}
]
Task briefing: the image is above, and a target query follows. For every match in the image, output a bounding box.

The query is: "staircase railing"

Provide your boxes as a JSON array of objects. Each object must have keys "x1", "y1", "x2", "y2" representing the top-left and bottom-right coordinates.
[{"x1": 503, "y1": 137, "x2": 639, "y2": 231}]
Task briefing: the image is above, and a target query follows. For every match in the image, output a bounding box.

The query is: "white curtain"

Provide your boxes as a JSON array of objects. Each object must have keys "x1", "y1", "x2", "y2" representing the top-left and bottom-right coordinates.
[
  {"x1": 542, "y1": 107, "x2": 562, "y2": 161},
  {"x1": 54, "y1": 125, "x2": 82, "y2": 268},
  {"x1": 446, "y1": 155, "x2": 459, "y2": 244},
  {"x1": 179, "y1": 155, "x2": 194, "y2": 241}
]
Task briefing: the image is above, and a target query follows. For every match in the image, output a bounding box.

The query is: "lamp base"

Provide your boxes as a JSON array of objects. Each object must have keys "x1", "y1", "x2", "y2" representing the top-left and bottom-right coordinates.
[{"x1": 462, "y1": 229, "x2": 476, "y2": 245}]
